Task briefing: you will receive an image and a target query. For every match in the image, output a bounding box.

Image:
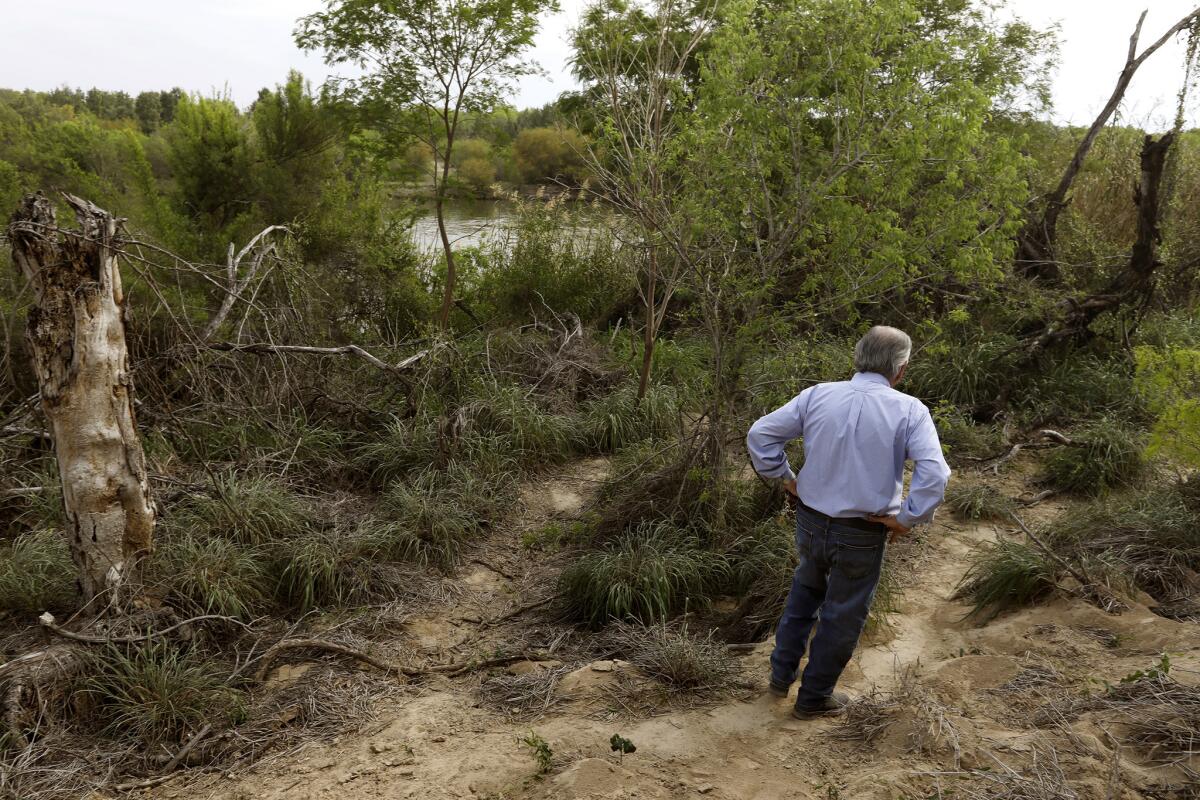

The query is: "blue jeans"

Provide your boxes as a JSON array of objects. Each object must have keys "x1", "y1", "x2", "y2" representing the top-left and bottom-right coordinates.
[{"x1": 769, "y1": 506, "x2": 887, "y2": 708}]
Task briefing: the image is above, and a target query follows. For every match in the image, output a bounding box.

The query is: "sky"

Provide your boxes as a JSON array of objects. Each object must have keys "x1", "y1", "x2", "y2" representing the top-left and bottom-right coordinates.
[{"x1": 0, "y1": 0, "x2": 1197, "y2": 128}]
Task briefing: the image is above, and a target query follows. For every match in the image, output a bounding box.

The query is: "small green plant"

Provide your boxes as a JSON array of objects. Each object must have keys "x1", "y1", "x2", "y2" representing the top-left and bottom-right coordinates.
[
  {"x1": 955, "y1": 539, "x2": 1058, "y2": 621},
  {"x1": 1041, "y1": 422, "x2": 1147, "y2": 496},
  {"x1": 559, "y1": 523, "x2": 725, "y2": 626},
  {"x1": 519, "y1": 730, "x2": 554, "y2": 776},
  {"x1": 609, "y1": 733, "x2": 636, "y2": 758},
  {"x1": 78, "y1": 641, "x2": 245, "y2": 747},
  {"x1": 1119, "y1": 653, "x2": 1172, "y2": 685},
  {"x1": 0, "y1": 529, "x2": 75, "y2": 615},
  {"x1": 944, "y1": 482, "x2": 1015, "y2": 521}
]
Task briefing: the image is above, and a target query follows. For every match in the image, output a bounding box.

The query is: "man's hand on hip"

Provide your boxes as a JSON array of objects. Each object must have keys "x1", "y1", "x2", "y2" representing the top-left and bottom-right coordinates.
[
  {"x1": 782, "y1": 478, "x2": 798, "y2": 497},
  {"x1": 868, "y1": 514, "x2": 911, "y2": 543}
]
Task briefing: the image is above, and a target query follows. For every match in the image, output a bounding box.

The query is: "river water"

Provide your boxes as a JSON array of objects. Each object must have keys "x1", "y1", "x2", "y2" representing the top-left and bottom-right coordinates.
[{"x1": 409, "y1": 199, "x2": 521, "y2": 252}]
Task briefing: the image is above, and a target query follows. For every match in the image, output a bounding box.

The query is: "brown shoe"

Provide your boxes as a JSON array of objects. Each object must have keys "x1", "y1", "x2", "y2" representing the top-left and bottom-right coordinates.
[
  {"x1": 792, "y1": 692, "x2": 849, "y2": 719},
  {"x1": 767, "y1": 679, "x2": 790, "y2": 698}
]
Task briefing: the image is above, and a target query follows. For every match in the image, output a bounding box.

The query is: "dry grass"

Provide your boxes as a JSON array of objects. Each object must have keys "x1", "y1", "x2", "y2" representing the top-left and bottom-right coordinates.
[
  {"x1": 834, "y1": 667, "x2": 961, "y2": 764},
  {"x1": 477, "y1": 666, "x2": 570, "y2": 720}
]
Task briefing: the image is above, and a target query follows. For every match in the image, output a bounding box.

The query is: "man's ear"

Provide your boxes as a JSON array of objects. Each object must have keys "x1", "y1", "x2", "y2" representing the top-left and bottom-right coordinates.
[{"x1": 891, "y1": 363, "x2": 908, "y2": 386}]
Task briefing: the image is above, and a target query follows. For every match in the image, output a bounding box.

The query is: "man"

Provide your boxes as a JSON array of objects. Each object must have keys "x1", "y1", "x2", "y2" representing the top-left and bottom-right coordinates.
[{"x1": 746, "y1": 325, "x2": 950, "y2": 719}]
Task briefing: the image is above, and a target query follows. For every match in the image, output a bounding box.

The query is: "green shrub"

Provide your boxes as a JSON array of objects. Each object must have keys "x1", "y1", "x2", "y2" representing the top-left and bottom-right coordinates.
[
  {"x1": 930, "y1": 403, "x2": 1004, "y2": 460},
  {"x1": 559, "y1": 523, "x2": 725, "y2": 626},
  {"x1": 165, "y1": 472, "x2": 318, "y2": 544},
  {"x1": 353, "y1": 417, "x2": 442, "y2": 487},
  {"x1": 466, "y1": 382, "x2": 573, "y2": 465},
  {"x1": 577, "y1": 382, "x2": 681, "y2": 452},
  {"x1": 955, "y1": 539, "x2": 1058, "y2": 621},
  {"x1": 944, "y1": 482, "x2": 1015, "y2": 521},
  {"x1": 1041, "y1": 421, "x2": 1147, "y2": 496},
  {"x1": 78, "y1": 641, "x2": 244, "y2": 747},
  {"x1": 0, "y1": 529, "x2": 75, "y2": 615},
  {"x1": 151, "y1": 533, "x2": 269, "y2": 619},
  {"x1": 905, "y1": 335, "x2": 1018, "y2": 409}
]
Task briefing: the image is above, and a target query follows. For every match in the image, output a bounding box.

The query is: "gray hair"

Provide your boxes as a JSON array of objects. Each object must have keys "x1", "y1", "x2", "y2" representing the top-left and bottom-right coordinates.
[{"x1": 853, "y1": 325, "x2": 912, "y2": 379}]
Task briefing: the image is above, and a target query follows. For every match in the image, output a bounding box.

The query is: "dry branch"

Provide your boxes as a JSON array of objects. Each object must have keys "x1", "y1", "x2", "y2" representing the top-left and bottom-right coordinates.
[
  {"x1": 38, "y1": 612, "x2": 249, "y2": 645},
  {"x1": 207, "y1": 341, "x2": 429, "y2": 378}
]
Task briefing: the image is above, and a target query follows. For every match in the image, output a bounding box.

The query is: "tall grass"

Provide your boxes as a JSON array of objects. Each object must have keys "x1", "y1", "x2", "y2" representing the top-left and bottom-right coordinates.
[
  {"x1": 164, "y1": 472, "x2": 318, "y2": 544},
  {"x1": 559, "y1": 523, "x2": 726, "y2": 626},
  {"x1": 150, "y1": 533, "x2": 269, "y2": 619},
  {"x1": 269, "y1": 531, "x2": 372, "y2": 612},
  {"x1": 78, "y1": 641, "x2": 244, "y2": 747},
  {"x1": 945, "y1": 482, "x2": 1015, "y2": 521},
  {"x1": 1042, "y1": 421, "x2": 1147, "y2": 495},
  {"x1": 955, "y1": 539, "x2": 1058, "y2": 621},
  {"x1": 577, "y1": 382, "x2": 681, "y2": 452},
  {"x1": 0, "y1": 529, "x2": 75, "y2": 615}
]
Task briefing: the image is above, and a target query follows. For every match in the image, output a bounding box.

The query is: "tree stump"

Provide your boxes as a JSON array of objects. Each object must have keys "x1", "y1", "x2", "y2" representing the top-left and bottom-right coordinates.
[{"x1": 8, "y1": 192, "x2": 155, "y2": 608}]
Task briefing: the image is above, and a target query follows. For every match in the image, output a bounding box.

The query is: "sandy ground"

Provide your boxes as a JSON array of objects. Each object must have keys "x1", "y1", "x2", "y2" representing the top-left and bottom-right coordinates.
[{"x1": 143, "y1": 458, "x2": 1200, "y2": 800}]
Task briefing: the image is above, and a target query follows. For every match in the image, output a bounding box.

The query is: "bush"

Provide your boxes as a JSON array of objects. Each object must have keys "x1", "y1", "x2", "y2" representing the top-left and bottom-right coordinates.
[
  {"x1": 78, "y1": 641, "x2": 244, "y2": 747},
  {"x1": 606, "y1": 621, "x2": 740, "y2": 692},
  {"x1": 151, "y1": 533, "x2": 269, "y2": 619},
  {"x1": 559, "y1": 523, "x2": 725, "y2": 626},
  {"x1": 466, "y1": 381, "x2": 573, "y2": 465},
  {"x1": 0, "y1": 530, "x2": 75, "y2": 615},
  {"x1": 1041, "y1": 421, "x2": 1148, "y2": 495},
  {"x1": 944, "y1": 482, "x2": 1015, "y2": 521},
  {"x1": 905, "y1": 335, "x2": 1018, "y2": 410},
  {"x1": 930, "y1": 403, "x2": 1004, "y2": 461},
  {"x1": 511, "y1": 127, "x2": 587, "y2": 184},
  {"x1": 955, "y1": 539, "x2": 1058, "y2": 621}
]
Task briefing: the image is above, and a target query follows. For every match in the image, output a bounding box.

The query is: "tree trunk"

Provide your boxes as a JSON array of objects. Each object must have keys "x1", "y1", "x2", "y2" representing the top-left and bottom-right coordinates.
[
  {"x1": 435, "y1": 194, "x2": 458, "y2": 330},
  {"x1": 8, "y1": 192, "x2": 155, "y2": 607},
  {"x1": 636, "y1": 248, "x2": 659, "y2": 403},
  {"x1": 1025, "y1": 133, "x2": 1175, "y2": 353}
]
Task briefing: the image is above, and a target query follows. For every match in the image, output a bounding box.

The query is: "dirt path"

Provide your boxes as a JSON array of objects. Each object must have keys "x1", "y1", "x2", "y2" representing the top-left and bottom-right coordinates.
[{"x1": 162, "y1": 462, "x2": 1200, "y2": 800}]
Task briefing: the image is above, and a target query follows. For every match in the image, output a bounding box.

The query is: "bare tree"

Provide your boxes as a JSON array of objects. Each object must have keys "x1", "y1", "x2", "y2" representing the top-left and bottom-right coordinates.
[
  {"x1": 8, "y1": 193, "x2": 155, "y2": 607},
  {"x1": 1018, "y1": 6, "x2": 1200, "y2": 281},
  {"x1": 572, "y1": 0, "x2": 714, "y2": 401}
]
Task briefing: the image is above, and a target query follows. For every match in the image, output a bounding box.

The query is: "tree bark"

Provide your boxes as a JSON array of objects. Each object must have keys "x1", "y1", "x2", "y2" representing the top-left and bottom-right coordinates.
[{"x1": 8, "y1": 192, "x2": 155, "y2": 607}]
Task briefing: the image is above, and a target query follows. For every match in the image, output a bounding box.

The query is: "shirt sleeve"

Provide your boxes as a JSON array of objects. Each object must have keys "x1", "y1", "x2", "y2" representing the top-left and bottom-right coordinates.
[
  {"x1": 897, "y1": 403, "x2": 952, "y2": 528},
  {"x1": 746, "y1": 389, "x2": 811, "y2": 481}
]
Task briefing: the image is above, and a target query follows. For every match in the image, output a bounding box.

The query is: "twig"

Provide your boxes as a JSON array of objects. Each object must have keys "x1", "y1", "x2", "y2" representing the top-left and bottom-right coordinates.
[
  {"x1": 113, "y1": 723, "x2": 214, "y2": 791},
  {"x1": 39, "y1": 613, "x2": 249, "y2": 644},
  {"x1": 1008, "y1": 512, "x2": 1093, "y2": 588},
  {"x1": 207, "y1": 341, "x2": 428, "y2": 378},
  {"x1": 481, "y1": 593, "x2": 560, "y2": 627}
]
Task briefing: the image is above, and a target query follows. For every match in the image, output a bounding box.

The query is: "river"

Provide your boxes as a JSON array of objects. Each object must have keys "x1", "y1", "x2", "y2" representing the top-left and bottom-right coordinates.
[{"x1": 409, "y1": 199, "x2": 521, "y2": 252}]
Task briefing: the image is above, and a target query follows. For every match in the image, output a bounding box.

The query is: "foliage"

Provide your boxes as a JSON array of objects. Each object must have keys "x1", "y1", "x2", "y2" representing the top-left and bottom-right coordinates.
[
  {"x1": 164, "y1": 472, "x2": 318, "y2": 545},
  {"x1": 955, "y1": 539, "x2": 1058, "y2": 621},
  {"x1": 558, "y1": 523, "x2": 725, "y2": 625},
  {"x1": 512, "y1": 127, "x2": 587, "y2": 183},
  {"x1": 577, "y1": 381, "x2": 681, "y2": 451},
  {"x1": 269, "y1": 530, "x2": 373, "y2": 612},
  {"x1": 1041, "y1": 421, "x2": 1148, "y2": 496},
  {"x1": 0, "y1": 530, "x2": 75, "y2": 616},
  {"x1": 518, "y1": 730, "x2": 554, "y2": 775},
  {"x1": 1135, "y1": 346, "x2": 1200, "y2": 467}
]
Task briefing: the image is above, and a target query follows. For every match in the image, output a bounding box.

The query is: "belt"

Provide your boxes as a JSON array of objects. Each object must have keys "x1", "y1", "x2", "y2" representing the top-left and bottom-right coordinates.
[{"x1": 797, "y1": 499, "x2": 886, "y2": 534}]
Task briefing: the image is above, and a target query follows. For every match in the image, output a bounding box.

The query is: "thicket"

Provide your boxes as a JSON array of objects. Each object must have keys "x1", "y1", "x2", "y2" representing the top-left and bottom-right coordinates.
[{"x1": 2, "y1": 0, "x2": 1200, "y2": 793}]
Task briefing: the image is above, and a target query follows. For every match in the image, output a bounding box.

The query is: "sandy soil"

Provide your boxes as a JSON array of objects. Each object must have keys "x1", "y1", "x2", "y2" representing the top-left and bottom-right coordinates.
[{"x1": 144, "y1": 457, "x2": 1200, "y2": 800}]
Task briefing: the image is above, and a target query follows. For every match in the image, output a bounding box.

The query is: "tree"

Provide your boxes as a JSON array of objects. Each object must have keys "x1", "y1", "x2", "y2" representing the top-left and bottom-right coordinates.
[
  {"x1": 9, "y1": 193, "x2": 155, "y2": 606},
  {"x1": 512, "y1": 126, "x2": 587, "y2": 183},
  {"x1": 167, "y1": 94, "x2": 253, "y2": 228},
  {"x1": 135, "y1": 91, "x2": 162, "y2": 133},
  {"x1": 297, "y1": 0, "x2": 559, "y2": 330}
]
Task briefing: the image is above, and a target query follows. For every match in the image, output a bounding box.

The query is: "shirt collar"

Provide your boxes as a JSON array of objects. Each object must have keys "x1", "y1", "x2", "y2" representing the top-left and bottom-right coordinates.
[{"x1": 851, "y1": 371, "x2": 891, "y2": 388}]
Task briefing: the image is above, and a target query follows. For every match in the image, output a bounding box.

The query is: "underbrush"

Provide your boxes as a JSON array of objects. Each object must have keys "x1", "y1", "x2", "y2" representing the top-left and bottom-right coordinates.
[
  {"x1": 955, "y1": 539, "x2": 1058, "y2": 621},
  {"x1": 0, "y1": 529, "x2": 76, "y2": 616},
  {"x1": 1040, "y1": 420, "x2": 1148, "y2": 495},
  {"x1": 605, "y1": 620, "x2": 741, "y2": 693},
  {"x1": 944, "y1": 481, "x2": 1015, "y2": 521}
]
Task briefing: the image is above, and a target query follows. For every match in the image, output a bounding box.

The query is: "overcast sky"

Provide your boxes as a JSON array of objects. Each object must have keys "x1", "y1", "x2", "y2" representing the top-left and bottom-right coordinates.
[{"x1": 0, "y1": 0, "x2": 1197, "y2": 128}]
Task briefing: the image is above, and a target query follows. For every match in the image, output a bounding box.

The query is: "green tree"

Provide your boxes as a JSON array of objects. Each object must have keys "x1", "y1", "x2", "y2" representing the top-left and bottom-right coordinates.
[
  {"x1": 135, "y1": 91, "x2": 162, "y2": 133},
  {"x1": 1135, "y1": 346, "x2": 1200, "y2": 467},
  {"x1": 512, "y1": 127, "x2": 587, "y2": 183},
  {"x1": 297, "y1": 0, "x2": 559, "y2": 330},
  {"x1": 167, "y1": 94, "x2": 253, "y2": 229}
]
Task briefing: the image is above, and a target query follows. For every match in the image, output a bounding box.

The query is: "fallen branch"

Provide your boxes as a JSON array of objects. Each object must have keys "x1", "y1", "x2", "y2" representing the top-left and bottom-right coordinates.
[
  {"x1": 39, "y1": 612, "x2": 249, "y2": 645},
  {"x1": 113, "y1": 723, "x2": 214, "y2": 792},
  {"x1": 251, "y1": 637, "x2": 546, "y2": 682},
  {"x1": 1009, "y1": 512, "x2": 1127, "y2": 613},
  {"x1": 208, "y1": 341, "x2": 428, "y2": 378},
  {"x1": 481, "y1": 593, "x2": 560, "y2": 627}
]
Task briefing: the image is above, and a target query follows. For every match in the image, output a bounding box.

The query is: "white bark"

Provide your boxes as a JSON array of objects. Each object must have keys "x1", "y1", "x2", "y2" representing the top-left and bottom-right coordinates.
[{"x1": 8, "y1": 192, "x2": 155, "y2": 606}]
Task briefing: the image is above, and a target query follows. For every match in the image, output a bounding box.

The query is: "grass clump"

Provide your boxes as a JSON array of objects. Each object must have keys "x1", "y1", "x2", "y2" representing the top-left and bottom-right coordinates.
[
  {"x1": 0, "y1": 530, "x2": 75, "y2": 615},
  {"x1": 269, "y1": 531, "x2": 371, "y2": 612},
  {"x1": 577, "y1": 382, "x2": 681, "y2": 452},
  {"x1": 607, "y1": 621, "x2": 740, "y2": 693},
  {"x1": 78, "y1": 641, "x2": 244, "y2": 747},
  {"x1": 166, "y1": 472, "x2": 318, "y2": 544},
  {"x1": 945, "y1": 482, "x2": 1016, "y2": 521},
  {"x1": 1041, "y1": 421, "x2": 1147, "y2": 496},
  {"x1": 151, "y1": 533, "x2": 269, "y2": 619},
  {"x1": 559, "y1": 523, "x2": 725, "y2": 626},
  {"x1": 955, "y1": 539, "x2": 1058, "y2": 621}
]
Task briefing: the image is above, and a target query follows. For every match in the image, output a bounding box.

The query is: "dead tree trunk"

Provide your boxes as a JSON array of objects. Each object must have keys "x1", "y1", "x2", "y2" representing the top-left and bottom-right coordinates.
[
  {"x1": 1017, "y1": 7, "x2": 1200, "y2": 281},
  {"x1": 1026, "y1": 133, "x2": 1175, "y2": 353},
  {"x1": 8, "y1": 193, "x2": 155, "y2": 608}
]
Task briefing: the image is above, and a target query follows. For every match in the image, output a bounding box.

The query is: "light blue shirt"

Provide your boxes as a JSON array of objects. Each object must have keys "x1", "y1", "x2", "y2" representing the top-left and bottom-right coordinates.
[{"x1": 746, "y1": 372, "x2": 951, "y2": 528}]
